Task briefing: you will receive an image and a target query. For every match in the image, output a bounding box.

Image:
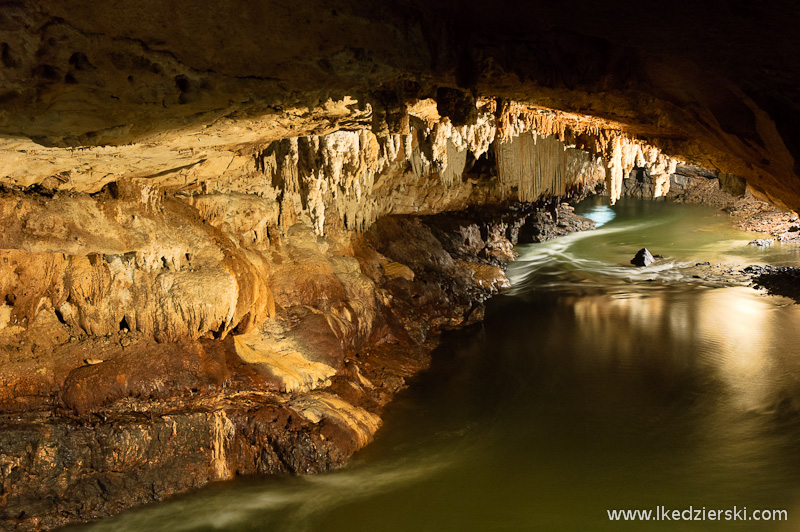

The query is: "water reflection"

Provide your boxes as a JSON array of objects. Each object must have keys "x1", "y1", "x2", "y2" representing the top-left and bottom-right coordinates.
[
  {"x1": 581, "y1": 203, "x2": 616, "y2": 227},
  {"x1": 566, "y1": 284, "x2": 793, "y2": 415}
]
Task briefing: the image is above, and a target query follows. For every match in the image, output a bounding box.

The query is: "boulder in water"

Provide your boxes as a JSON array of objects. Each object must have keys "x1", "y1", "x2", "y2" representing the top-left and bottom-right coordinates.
[{"x1": 631, "y1": 248, "x2": 655, "y2": 267}]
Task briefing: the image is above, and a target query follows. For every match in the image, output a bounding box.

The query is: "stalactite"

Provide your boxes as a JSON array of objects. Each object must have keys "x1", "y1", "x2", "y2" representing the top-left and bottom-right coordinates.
[
  {"x1": 495, "y1": 133, "x2": 606, "y2": 201},
  {"x1": 496, "y1": 101, "x2": 681, "y2": 203}
]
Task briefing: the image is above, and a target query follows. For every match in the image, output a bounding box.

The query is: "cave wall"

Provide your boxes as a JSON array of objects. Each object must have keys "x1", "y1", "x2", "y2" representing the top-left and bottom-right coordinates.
[
  {"x1": 2, "y1": 0, "x2": 800, "y2": 528},
  {"x1": 1, "y1": 98, "x2": 677, "y2": 378},
  {"x1": 0, "y1": 96, "x2": 618, "y2": 529}
]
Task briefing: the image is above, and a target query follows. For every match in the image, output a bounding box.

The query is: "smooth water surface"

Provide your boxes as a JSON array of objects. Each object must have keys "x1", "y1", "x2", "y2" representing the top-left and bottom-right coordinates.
[{"x1": 69, "y1": 199, "x2": 800, "y2": 532}]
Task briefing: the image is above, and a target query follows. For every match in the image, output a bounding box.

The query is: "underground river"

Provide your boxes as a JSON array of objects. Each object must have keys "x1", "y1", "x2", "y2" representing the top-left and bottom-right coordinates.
[{"x1": 65, "y1": 198, "x2": 800, "y2": 532}]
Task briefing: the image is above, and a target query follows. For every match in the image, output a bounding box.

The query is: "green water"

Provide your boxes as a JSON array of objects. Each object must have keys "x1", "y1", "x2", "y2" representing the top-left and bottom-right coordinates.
[{"x1": 68, "y1": 199, "x2": 800, "y2": 532}]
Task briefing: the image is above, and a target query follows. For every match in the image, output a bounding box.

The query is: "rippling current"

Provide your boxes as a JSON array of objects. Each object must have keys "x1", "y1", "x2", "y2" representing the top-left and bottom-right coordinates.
[{"x1": 68, "y1": 198, "x2": 800, "y2": 532}]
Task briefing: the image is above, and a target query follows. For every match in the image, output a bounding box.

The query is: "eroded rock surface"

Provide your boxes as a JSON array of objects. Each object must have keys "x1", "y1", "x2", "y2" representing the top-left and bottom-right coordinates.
[
  {"x1": 2, "y1": 1, "x2": 799, "y2": 208},
  {"x1": 0, "y1": 134, "x2": 594, "y2": 529},
  {"x1": 2, "y1": 1, "x2": 800, "y2": 529}
]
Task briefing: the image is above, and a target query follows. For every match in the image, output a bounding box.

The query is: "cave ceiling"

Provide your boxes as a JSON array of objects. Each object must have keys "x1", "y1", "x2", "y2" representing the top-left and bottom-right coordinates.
[{"x1": 1, "y1": 0, "x2": 799, "y2": 208}]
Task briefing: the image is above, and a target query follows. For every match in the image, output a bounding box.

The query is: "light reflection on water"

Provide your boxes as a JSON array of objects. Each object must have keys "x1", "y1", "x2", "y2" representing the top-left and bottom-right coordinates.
[
  {"x1": 67, "y1": 199, "x2": 800, "y2": 532},
  {"x1": 582, "y1": 203, "x2": 616, "y2": 227}
]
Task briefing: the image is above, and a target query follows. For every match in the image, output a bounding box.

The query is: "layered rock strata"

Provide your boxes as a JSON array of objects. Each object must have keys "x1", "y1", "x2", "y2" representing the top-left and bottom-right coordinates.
[{"x1": 2, "y1": 1, "x2": 799, "y2": 209}]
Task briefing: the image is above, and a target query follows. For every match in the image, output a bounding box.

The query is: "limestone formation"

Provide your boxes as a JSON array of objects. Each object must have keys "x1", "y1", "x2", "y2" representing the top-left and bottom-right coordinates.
[
  {"x1": 0, "y1": 150, "x2": 594, "y2": 528},
  {"x1": 2, "y1": 1, "x2": 800, "y2": 529}
]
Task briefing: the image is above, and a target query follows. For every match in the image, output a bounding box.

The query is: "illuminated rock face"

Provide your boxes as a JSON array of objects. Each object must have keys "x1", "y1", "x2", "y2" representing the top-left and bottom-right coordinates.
[
  {"x1": 0, "y1": 103, "x2": 611, "y2": 354},
  {"x1": 1, "y1": 0, "x2": 799, "y2": 528},
  {"x1": 1, "y1": 0, "x2": 798, "y2": 207},
  {"x1": 0, "y1": 114, "x2": 600, "y2": 527}
]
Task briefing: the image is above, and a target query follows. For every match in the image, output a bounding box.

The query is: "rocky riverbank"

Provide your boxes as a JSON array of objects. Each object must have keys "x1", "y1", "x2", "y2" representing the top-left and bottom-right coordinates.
[
  {"x1": 0, "y1": 202, "x2": 593, "y2": 531},
  {"x1": 745, "y1": 265, "x2": 800, "y2": 303},
  {"x1": 632, "y1": 260, "x2": 800, "y2": 304},
  {"x1": 660, "y1": 169, "x2": 800, "y2": 302},
  {"x1": 668, "y1": 167, "x2": 800, "y2": 246}
]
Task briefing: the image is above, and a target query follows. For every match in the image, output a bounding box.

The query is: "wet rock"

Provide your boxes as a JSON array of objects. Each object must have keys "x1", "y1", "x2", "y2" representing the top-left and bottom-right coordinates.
[
  {"x1": 749, "y1": 238, "x2": 775, "y2": 246},
  {"x1": 688, "y1": 263, "x2": 800, "y2": 303},
  {"x1": 746, "y1": 265, "x2": 800, "y2": 303},
  {"x1": 631, "y1": 248, "x2": 655, "y2": 267},
  {"x1": 62, "y1": 340, "x2": 231, "y2": 415},
  {"x1": 517, "y1": 206, "x2": 595, "y2": 244}
]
